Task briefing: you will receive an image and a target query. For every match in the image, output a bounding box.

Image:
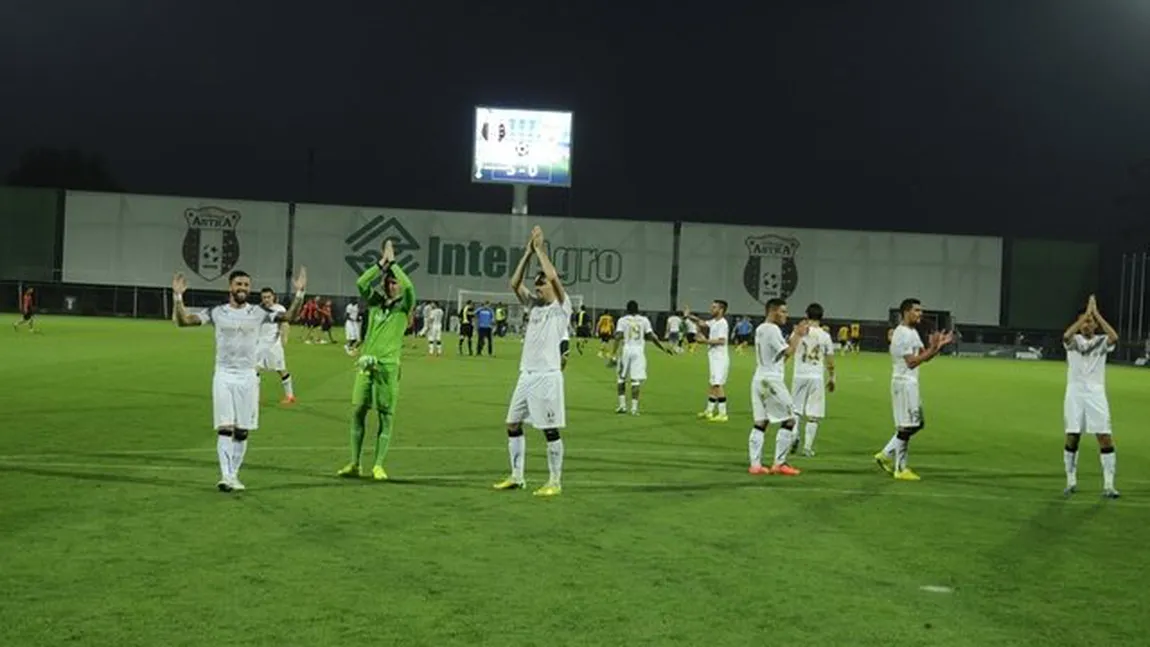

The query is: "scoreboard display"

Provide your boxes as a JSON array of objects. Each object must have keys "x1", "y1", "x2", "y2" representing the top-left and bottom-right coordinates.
[{"x1": 472, "y1": 107, "x2": 572, "y2": 187}]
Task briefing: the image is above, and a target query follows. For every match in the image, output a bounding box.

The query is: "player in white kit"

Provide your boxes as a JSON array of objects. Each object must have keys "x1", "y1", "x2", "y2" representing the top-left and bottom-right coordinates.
[
  {"x1": 495, "y1": 226, "x2": 570, "y2": 498},
  {"x1": 748, "y1": 298, "x2": 808, "y2": 476},
  {"x1": 344, "y1": 300, "x2": 361, "y2": 355},
  {"x1": 665, "y1": 312, "x2": 683, "y2": 354},
  {"x1": 687, "y1": 300, "x2": 731, "y2": 422},
  {"x1": 874, "y1": 298, "x2": 953, "y2": 481},
  {"x1": 172, "y1": 267, "x2": 307, "y2": 492},
  {"x1": 790, "y1": 303, "x2": 836, "y2": 457},
  {"x1": 608, "y1": 300, "x2": 674, "y2": 415},
  {"x1": 1062, "y1": 295, "x2": 1120, "y2": 499},
  {"x1": 417, "y1": 301, "x2": 434, "y2": 337},
  {"x1": 425, "y1": 301, "x2": 445, "y2": 356},
  {"x1": 685, "y1": 317, "x2": 699, "y2": 353},
  {"x1": 256, "y1": 288, "x2": 296, "y2": 404}
]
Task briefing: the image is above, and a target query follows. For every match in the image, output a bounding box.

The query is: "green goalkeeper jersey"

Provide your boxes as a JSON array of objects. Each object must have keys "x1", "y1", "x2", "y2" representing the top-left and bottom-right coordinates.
[{"x1": 356, "y1": 262, "x2": 415, "y2": 364}]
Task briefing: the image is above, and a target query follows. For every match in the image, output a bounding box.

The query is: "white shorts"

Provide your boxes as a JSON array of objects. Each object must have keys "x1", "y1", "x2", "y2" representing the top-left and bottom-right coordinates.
[
  {"x1": 792, "y1": 376, "x2": 826, "y2": 418},
  {"x1": 256, "y1": 343, "x2": 286, "y2": 372},
  {"x1": 891, "y1": 380, "x2": 923, "y2": 429},
  {"x1": 427, "y1": 324, "x2": 443, "y2": 343},
  {"x1": 213, "y1": 370, "x2": 260, "y2": 430},
  {"x1": 1064, "y1": 388, "x2": 1111, "y2": 435},
  {"x1": 345, "y1": 321, "x2": 360, "y2": 342},
  {"x1": 617, "y1": 349, "x2": 647, "y2": 383},
  {"x1": 708, "y1": 355, "x2": 730, "y2": 387},
  {"x1": 505, "y1": 370, "x2": 566, "y2": 430},
  {"x1": 751, "y1": 375, "x2": 795, "y2": 424}
]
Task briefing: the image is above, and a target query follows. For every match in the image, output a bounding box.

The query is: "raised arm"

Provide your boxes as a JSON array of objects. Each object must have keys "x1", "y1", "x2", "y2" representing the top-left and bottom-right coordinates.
[
  {"x1": 531, "y1": 226, "x2": 566, "y2": 303},
  {"x1": 904, "y1": 330, "x2": 953, "y2": 370},
  {"x1": 388, "y1": 262, "x2": 416, "y2": 313},
  {"x1": 273, "y1": 267, "x2": 308, "y2": 323},
  {"x1": 682, "y1": 307, "x2": 711, "y2": 334},
  {"x1": 171, "y1": 272, "x2": 204, "y2": 327},
  {"x1": 356, "y1": 263, "x2": 384, "y2": 303},
  {"x1": 1087, "y1": 295, "x2": 1119, "y2": 346},
  {"x1": 1063, "y1": 312, "x2": 1090, "y2": 346},
  {"x1": 509, "y1": 243, "x2": 536, "y2": 306}
]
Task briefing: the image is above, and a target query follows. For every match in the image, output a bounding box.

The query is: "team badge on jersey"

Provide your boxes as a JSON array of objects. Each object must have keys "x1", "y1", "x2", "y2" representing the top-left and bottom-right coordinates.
[
  {"x1": 742, "y1": 234, "x2": 800, "y2": 304},
  {"x1": 182, "y1": 207, "x2": 241, "y2": 281},
  {"x1": 343, "y1": 215, "x2": 421, "y2": 277}
]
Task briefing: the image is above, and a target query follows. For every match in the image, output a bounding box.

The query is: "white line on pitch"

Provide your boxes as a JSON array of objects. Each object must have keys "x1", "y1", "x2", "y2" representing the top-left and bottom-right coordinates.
[{"x1": 0, "y1": 460, "x2": 1142, "y2": 508}]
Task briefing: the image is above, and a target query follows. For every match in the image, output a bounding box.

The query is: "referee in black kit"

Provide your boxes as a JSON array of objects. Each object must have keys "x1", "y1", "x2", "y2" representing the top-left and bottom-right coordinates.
[{"x1": 458, "y1": 299, "x2": 475, "y2": 355}]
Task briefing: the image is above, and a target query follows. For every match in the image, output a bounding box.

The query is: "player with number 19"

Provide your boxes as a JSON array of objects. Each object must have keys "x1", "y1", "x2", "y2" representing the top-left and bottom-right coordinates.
[
  {"x1": 608, "y1": 300, "x2": 674, "y2": 416},
  {"x1": 791, "y1": 303, "x2": 836, "y2": 457}
]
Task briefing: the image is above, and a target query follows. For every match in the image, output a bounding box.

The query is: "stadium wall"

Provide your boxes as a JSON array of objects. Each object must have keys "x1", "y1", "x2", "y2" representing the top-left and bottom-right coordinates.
[
  {"x1": 291, "y1": 204, "x2": 676, "y2": 308},
  {"x1": 61, "y1": 191, "x2": 290, "y2": 291},
  {"x1": 677, "y1": 222, "x2": 1004, "y2": 326},
  {"x1": 0, "y1": 186, "x2": 60, "y2": 282},
  {"x1": 34, "y1": 189, "x2": 1087, "y2": 330}
]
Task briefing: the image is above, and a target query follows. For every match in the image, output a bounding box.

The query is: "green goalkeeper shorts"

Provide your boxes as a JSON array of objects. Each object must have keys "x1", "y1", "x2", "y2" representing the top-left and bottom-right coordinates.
[{"x1": 352, "y1": 362, "x2": 400, "y2": 412}]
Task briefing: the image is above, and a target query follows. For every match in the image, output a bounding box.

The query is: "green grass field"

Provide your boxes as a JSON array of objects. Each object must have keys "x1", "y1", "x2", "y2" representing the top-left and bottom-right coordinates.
[{"x1": 2, "y1": 316, "x2": 1148, "y2": 646}]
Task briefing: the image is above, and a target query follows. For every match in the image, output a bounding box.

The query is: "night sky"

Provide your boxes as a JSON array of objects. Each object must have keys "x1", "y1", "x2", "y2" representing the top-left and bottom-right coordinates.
[{"x1": 2, "y1": 0, "x2": 1149, "y2": 238}]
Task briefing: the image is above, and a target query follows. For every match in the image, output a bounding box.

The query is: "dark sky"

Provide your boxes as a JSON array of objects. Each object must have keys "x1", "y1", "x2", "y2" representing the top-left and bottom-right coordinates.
[{"x1": 2, "y1": 0, "x2": 1150, "y2": 238}]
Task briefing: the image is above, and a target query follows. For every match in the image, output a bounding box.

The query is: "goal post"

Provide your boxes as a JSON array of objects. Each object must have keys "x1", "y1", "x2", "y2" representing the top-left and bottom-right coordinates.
[{"x1": 457, "y1": 288, "x2": 584, "y2": 334}]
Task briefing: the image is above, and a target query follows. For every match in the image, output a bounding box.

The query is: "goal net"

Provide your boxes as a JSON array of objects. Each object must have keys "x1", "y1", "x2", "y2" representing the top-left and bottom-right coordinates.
[{"x1": 457, "y1": 288, "x2": 584, "y2": 335}]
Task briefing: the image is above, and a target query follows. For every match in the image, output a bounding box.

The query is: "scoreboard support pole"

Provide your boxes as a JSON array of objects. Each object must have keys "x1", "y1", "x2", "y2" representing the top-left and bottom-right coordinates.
[{"x1": 511, "y1": 184, "x2": 529, "y2": 215}]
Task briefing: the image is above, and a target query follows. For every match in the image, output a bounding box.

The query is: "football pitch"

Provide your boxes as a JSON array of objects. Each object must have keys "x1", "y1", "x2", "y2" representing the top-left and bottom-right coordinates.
[{"x1": 2, "y1": 317, "x2": 1148, "y2": 646}]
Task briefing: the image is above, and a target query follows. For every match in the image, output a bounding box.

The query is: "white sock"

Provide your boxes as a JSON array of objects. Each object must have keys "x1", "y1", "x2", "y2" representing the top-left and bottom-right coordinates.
[
  {"x1": 1064, "y1": 449, "x2": 1078, "y2": 487},
  {"x1": 546, "y1": 439, "x2": 564, "y2": 485},
  {"x1": 749, "y1": 428, "x2": 765, "y2": 468},
  {"x1": 881, "y1": 434, "x2": 899, "y2": 457},
  {"x1": 894, "y1": 438, "x2": 909, "y2": 472},
  {"x1": 231, "y1": 437, "x2": 247, "y2": 479},
  {"x1": 509, "y1": 435, "x2": 525, "y2": 481},
  {"x1": 774, "y1": 428, "x2": 793, "y2": 466},
  {"x1": 281, "y1": 375, "x2": 294, "y2": 398},
  {"x1": 631, "y1": 397, "x2": 640, "y2": 413},
  {"x1": 617, "y1": 394, "x2": 626, "y2": 408},
  {"x1": 804, "y1": 421, "x2": 819, "y2": 450},
  {"x1": 717, "y1": 399, "x2": 728, "y2": 416},
  {"x1": 428, "y1": 343, "x2": 434, "y2": 354},
  {"x1": 1101, "y1": 450, "x2": 1116, "y2": 490},
  {"x1": 216, "y1": 434, "x2": 233, "y2": 480},
  {"x1": 705, "y1": 399, "x2": 716, "y2": 414}
]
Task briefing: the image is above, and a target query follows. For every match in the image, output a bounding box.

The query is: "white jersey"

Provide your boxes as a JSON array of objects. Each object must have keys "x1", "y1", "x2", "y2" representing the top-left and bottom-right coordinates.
[
  {"x1": 685, "y1": 319, "x2": 698, "y2": 335},
  {"x1": 1065, "y1": 334, "x2": 1114, "y2": 390},
  {"x1": 754, "y1": 322, "x2": 788, "y2": 380},
  {"x1": 422, "y1": 303, "x2": 433, "y2": 320},
  {"x1": 258, "y1": 304, "x2": 286, "y2": 346},
  {"x1": 520, "y1": 296, "x2": 573, "y2": 373},
  {"x1": 345, "y1": 302, "x2": 360, "y2": 324},
  {"x1": 616, "y1": 314, "x2": 654, "y2": 353},
  {"x1": 666, "y1": 315, "x2": 682, "y2": 336},
  {"x1": 204, "y1": 303, "x2": 278, "y2": 373},
  {"x1": 794, "y1": 327, "x2": 834, "y2": 380},
  {"x1": 890, "y1": 324, "x2": 925, "y2": 383},
  {"x1": 427, "y1": 306, "x2": 444, "y2": 328},
  {"x1": 707, "y1": 317, "x2": 730, "y2": 360}
]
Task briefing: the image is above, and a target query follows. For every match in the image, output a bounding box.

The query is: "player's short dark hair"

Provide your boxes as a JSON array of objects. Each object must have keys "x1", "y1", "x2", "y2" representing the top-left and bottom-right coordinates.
[
  {"x1": 713, "y1": 299, "x2": 728, "y2": 313},
  {"x1": 260, "y1": 287, "x2": 275, "y2": 295},
  {"x1": 765, "y1": 298, "x2": 786, "y2": 313},
  {"x1": 626, "y1": 300, "x2": 639, "y2": 315},
  {"x1": 805, "y1": 303, "x2": 824, "y2": 320},
  {"x1": 899, "y1": 298, "x2": 921, "y2": 314},
  {"x1": 534, "y1": 271, "x2": 548, "y2": 285},
  {"x1": 228, "y1": 270, "x2": 250, "y2": 283}
]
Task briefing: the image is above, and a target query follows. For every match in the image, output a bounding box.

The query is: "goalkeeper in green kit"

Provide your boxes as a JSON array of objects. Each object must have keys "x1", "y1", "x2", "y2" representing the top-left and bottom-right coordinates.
[{"x1": 338, "y1": 238, "x2": 415, "y2": 481}]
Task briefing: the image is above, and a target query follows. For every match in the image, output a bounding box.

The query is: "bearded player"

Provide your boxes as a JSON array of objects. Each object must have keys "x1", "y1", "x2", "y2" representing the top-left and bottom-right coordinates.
[
  {"x1": 874, "y1": 298, "x2": 953, "y2": 481},
  {"x1": 495, "y1": 226, "x2": 570, "y2": 498},
  {"x1": 172, "y1": 267, "x2": 308, "y2": 492},
  {"x1": 256, "y1": 288, "x2": 297, "y2": 404},
  {"x1": 1062, "y1": 295, "x2": 1120, "y2": 499},
  {"x1": 687, "y1": 300, "x2": 731, "y2": 422},
  {"x1": 337, "y1": 239, "x2": 415, "y2": 481},
  {"x1": 748, "y1": 299, "x2": 808, "y2": 476}
]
